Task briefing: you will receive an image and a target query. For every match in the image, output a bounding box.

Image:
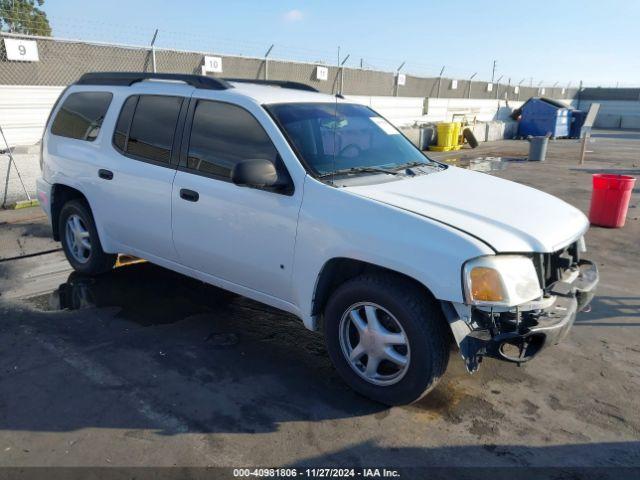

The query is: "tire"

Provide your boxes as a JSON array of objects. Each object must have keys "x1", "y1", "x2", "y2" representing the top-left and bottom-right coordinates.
[
  {"x1": 324, "y1": 272, "x2": 449, "y2": 405},
  {"x1": 59, "y1": 199, "x2": 116, "y2": 275},
  {"x1": 463, "y1": 127, "x2": 479, "y2": 148}
]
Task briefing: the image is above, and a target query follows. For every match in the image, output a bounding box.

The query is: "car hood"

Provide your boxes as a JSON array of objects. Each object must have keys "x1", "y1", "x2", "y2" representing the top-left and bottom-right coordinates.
[{"x1": 343, "y1": 166, "x2": 588, "y2": 253}]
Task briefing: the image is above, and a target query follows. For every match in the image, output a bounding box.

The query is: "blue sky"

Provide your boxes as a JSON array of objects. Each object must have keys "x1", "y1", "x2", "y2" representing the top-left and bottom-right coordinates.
[{"x1": 44, "y1": 0, "x2": 639, "y2": 87}]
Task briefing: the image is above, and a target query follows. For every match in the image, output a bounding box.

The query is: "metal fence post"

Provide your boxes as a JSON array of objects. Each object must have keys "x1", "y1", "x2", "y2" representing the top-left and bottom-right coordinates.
[
  {"x1": 394, "y1": 61, "x2": 405, "y2": 97},
  {"x1": 264, "y1": 44, "x2": 274, "y2": 80},
  {"x1": 517, "y1": 78, "x2": 525, "y2": 101},
  {"x1": 577, "y1": 80, "x2": 583, "y2": 110},
  {"x1": 150, "y1": 29, "x2": 158, "y2": 73},
  {"x1": 339, "y1": 54, "x2": 350, "y2": 94},
  {"x1": 467, "y1": 73, "x2": 477, "y2": 99},
  {"x1": 436, "y1": 66, "x2": 445, "y2": 99}
]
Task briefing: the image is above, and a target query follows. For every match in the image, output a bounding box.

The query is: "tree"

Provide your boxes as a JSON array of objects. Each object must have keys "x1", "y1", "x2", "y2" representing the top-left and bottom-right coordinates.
[{"x1": 0, "y1": 0, "x2": 51, "y2": 36}]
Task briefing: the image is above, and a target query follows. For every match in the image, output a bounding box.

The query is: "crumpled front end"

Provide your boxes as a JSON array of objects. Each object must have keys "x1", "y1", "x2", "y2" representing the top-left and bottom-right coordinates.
[{"x1": 443, "y1": 241, "x2": 599, "y2": 372}]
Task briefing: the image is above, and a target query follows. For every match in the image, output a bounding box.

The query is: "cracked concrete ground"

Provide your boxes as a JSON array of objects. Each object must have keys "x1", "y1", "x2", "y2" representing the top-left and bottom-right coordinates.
[{"x1": 0, "y1": 130, "x2": 638, "y2": 473}]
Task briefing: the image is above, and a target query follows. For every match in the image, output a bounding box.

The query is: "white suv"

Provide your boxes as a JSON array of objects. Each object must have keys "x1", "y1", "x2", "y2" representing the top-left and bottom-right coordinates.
[{"x1": 37, "y1": 72, "x2": 598, "y2": 405}]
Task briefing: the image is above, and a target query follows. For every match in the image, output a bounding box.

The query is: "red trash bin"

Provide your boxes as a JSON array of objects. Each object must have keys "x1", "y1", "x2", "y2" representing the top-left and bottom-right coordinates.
[{"x1": 588, "y1": 174, "x2": 636, "y2": 228}]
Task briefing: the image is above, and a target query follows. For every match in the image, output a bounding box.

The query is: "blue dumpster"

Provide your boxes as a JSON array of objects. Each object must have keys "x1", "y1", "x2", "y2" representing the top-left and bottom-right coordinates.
[
  {"x1": 517, "y1": 97, "x2": 572, "y2": 138},
  {"x1": 569, "y1": 110, "x2": 587, "y2": 138}
]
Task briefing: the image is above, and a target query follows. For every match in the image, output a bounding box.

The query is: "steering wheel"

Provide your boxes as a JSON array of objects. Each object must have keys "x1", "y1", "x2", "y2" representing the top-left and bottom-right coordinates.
[{"x1": 337, "y1": 143, "x2": 362, "y2": 158}]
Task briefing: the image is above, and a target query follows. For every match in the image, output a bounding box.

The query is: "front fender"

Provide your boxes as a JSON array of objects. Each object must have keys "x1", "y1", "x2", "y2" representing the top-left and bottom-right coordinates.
[{"x1": 292, "y1": 177, "x2": 493, "y2": 330}]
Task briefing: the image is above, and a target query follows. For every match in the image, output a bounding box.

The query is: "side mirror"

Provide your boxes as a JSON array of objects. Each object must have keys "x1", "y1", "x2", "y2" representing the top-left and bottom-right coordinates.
[{"x1": 231, "y1": 159, "x2": 279, "y2": 189}]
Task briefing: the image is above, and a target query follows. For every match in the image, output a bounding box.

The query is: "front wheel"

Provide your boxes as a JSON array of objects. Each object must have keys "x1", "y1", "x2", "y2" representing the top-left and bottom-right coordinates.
[
  {"x1": 324, "y1": 273, "x2": 449, "y2": 405},
  {"x1": 59, "y1": 199, "x2": 116, "y2": 275}
]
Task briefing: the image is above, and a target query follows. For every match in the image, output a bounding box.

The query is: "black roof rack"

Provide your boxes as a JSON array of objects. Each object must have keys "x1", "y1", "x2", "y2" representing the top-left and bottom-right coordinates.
[
  {"x1": 224, "y1": 78, "x2": 319, "y2": 92},
  {"x1": 76, "y1": 72, "x2": 232, "y2": 90}
]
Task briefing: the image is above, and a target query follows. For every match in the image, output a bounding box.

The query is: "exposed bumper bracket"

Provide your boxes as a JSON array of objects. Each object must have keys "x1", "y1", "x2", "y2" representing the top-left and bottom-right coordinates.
[{"x1": 442, "y1": 260, "x2": 598, "y2": 373}]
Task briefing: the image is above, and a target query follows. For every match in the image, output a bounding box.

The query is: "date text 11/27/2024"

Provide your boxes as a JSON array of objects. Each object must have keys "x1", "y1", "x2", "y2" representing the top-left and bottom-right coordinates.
[{"x1": 232, "y1": 468, "x2": 401, "y2": 478}]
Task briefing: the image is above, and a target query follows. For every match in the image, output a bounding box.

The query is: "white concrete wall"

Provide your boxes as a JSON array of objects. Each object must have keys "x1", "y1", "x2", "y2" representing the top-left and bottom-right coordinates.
[
  {"x1": 0, "y1": 85, "x2": 65, "y2": 146},
  {"x1": 347, "y1": 96, "x2": 526, "y2": 126},
  {"x1": 568, "y1": 99, "x2": 640, "y2": 129},
  {"x1": 345, "y1": 95, "x2": 425, "y2": 126},
  {"x1": 0, "y1": 86, "x2": 65, "y2": 206},
  {"x1": 423, "y1": 98, "x2": 524, "y2": 123}
]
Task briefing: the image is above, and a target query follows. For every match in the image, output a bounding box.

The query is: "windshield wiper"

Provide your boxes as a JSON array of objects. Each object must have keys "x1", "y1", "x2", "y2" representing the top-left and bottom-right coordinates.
[{"x1": 319, "y1": 166, "x2": 400, "y2": 178}]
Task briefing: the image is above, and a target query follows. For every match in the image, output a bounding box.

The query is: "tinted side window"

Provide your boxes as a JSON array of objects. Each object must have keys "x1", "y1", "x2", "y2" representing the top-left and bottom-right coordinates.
[
  {"x1": 187, "y1": 101, "x2": 278, "y2": 179},
  {"x1": 113, "y1": 96, "x2": 138, "y2": 152},
  {"x1": 50, "y1": 92, "x2": 113, "y2": 141},
  {"x1": 126, "y1": 95, "x2": 183, "y2": 164}
]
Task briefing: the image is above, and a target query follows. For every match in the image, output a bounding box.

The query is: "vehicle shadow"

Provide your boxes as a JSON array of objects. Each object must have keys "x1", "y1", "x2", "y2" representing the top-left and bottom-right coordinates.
[
  {"x1": 3, "y1": 262, "x2": 634, "y2": 440},
  {"x1": 2, "y1": 262, "x2": 393, "y2": 435}
]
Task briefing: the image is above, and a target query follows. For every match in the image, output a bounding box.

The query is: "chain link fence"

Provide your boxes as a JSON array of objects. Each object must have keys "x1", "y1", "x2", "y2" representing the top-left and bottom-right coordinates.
[{"x1": 0, "y1": 32, "x2": 577, "y2": 100}]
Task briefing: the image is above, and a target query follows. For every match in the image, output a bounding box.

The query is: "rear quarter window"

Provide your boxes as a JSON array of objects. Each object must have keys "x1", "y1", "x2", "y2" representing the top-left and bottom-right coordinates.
[{"x1": 50, "y1": 92, "x2": 113, "y2": 141}]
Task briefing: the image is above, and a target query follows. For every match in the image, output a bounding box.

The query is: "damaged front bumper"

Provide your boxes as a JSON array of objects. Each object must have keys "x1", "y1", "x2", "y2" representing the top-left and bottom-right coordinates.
[{"x1": 442, "y1": 259, "x2": 599, "y2": 372}]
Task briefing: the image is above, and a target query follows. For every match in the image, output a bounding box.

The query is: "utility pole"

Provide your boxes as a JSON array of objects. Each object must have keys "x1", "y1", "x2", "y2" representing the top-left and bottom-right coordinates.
[
  {"x1": 491, "y1": 60, "x2": 497, "y2": 83},
  {"x1": 264, "y1": 44, "x2": 274, "y2": 80}
]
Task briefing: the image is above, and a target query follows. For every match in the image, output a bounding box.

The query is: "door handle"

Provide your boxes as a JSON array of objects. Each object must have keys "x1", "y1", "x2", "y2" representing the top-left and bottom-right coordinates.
[
  {"x1": 98, "y1": 169, "x2": 113, "y2": 180},
  {"x1": 179, "y1": 188, "x2": 199, "y2": 202}
]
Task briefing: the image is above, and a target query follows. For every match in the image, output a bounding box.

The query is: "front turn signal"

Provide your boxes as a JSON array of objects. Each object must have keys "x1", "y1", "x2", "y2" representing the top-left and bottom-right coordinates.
[{"x1": 469, "y1": 267, "x2": 506, "y2": 302}]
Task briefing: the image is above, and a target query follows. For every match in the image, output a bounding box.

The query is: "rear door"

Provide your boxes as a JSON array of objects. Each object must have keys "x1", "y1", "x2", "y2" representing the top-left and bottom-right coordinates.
[
  {"x1": 171, "y1": 98, "x2": 302, "y2": 302},
  {"x1": 95, "y1": 88, "x2": 189, "y2": 261}
]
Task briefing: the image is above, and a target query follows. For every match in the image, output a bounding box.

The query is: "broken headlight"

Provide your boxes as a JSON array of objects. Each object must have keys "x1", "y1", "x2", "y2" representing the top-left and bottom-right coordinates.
[{"x1": 463, "y1": 255, "x2": 542, "y2": 307}]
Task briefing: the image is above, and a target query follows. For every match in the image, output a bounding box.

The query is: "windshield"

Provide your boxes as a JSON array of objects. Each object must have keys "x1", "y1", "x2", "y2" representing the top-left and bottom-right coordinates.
[{"x1": 267, "y1": 102, "x2": 435, "y2": 177}]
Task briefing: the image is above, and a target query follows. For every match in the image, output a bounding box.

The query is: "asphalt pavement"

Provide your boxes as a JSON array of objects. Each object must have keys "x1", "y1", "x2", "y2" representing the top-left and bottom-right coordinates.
[{"x1": 0, "y1": 131, "x2": 638, "y2": 471}]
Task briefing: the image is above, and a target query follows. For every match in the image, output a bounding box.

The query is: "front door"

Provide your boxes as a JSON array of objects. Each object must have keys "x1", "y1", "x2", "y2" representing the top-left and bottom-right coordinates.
[{"x1": 171, "y1": 99, "x2": 302, "y2": 302}]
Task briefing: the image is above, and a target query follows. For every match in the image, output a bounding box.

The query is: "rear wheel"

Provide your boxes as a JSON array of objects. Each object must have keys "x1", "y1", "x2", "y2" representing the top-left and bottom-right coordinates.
[
  {"x1": 324, "y1": 273, "x2": 449, "y2": 405},
  {"x1": 59, "y1": 199, "x2": 116, "y2": 275}
]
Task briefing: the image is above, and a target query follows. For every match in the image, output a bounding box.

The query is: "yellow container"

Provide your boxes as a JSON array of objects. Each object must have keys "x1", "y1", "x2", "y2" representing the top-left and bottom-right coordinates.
[
  {"x1": 430, "y1": 122, "x2": 461, "y2": 151},
  {"x1": 451, "y1": 122, "x2": 461, "y2": 146}
]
